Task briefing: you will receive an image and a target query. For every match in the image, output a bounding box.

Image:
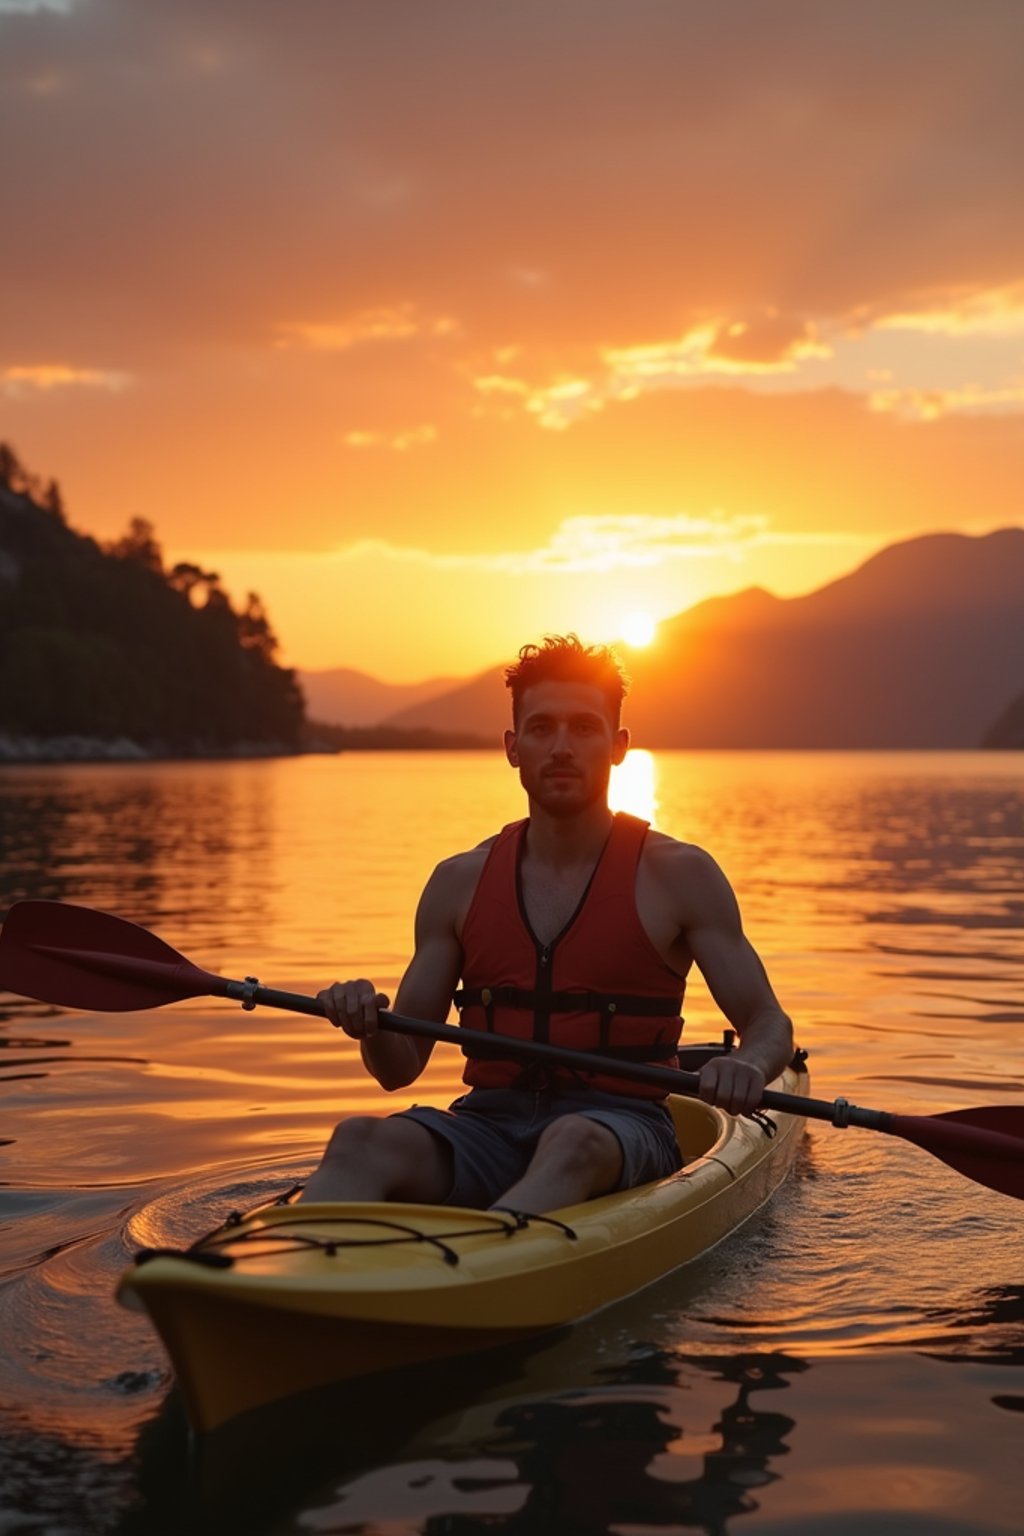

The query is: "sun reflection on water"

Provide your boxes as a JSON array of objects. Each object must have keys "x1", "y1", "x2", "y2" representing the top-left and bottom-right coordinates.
[{"x1": 609, "y1": 748, "x2": 658, "y2": 822}]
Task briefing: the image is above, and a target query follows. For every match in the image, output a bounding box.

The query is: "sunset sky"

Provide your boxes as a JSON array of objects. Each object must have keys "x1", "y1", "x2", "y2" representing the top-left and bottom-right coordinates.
[{"x1": 3, "y1": 0, "x2": 1024, "y2": 680}]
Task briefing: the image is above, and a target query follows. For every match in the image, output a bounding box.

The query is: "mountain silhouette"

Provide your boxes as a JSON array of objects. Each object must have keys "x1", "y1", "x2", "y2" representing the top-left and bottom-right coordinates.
[
  {"x1": 383, "y1": 529, "x2": 1024, "y2": 748},
  {"x1": 983, "y1": 691, "x2": 1024, "y2": 749},
  {"x1": 297, "y1": 666, "x2": 458, "y2": 727}
]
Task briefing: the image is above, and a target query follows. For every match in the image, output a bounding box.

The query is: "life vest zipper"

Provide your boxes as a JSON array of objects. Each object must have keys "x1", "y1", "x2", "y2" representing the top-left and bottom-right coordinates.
[
  {"x1": 515, "y1": 819, "x2": 615, "y2": 1052},
  {"x1": 535, "y1": 941, "x2": 552, "y2": 1043}
]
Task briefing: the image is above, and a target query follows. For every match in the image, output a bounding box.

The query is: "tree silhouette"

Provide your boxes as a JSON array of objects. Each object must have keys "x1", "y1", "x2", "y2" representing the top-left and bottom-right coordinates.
[
  {"x1": 0, "y1": 443, "x2": 305, "y2": 754},
  {"x1": 106, "y1": 516, "x2": 164, "y2": 574}
]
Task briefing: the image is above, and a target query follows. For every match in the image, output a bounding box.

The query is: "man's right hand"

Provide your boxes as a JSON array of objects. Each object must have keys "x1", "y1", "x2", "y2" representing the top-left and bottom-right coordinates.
[{"x1": 317, "y1": 981, "x2": 391, "y2": 1039}]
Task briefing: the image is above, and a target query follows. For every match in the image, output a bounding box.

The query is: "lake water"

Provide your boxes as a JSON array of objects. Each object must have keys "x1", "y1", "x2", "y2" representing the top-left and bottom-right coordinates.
[{"x1": 1, "y1": 751, "x2": 1022, "y2": 1534}]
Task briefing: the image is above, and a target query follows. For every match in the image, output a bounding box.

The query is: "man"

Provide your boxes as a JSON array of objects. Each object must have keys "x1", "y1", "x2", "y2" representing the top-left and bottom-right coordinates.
[{"x1": 301, "y1": 634, "x2": 793, "y2": 1213}]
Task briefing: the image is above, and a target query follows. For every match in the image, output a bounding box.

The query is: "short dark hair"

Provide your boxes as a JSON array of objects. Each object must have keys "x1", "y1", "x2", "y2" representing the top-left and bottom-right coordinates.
[{"x1": 504, "y1": 634, "x2": 629, "y2": 727}]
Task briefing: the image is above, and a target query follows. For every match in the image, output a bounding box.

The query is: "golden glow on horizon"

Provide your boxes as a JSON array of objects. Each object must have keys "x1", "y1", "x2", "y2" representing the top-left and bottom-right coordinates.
[{"x1": 188, "y1": 523, "x2": 880, "y2": 678}]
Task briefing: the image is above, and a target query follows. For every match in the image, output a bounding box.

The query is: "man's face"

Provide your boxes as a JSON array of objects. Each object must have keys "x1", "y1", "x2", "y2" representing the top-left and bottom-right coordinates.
[{"x1": 504, "y1": 680, "x2": 629, "y2": 816}]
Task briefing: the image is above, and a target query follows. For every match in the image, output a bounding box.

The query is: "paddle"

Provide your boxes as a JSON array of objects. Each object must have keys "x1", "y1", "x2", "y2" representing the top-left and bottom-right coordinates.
[{"x1": 1, "y1": 899, "x2": 1022, "y2": 1201}]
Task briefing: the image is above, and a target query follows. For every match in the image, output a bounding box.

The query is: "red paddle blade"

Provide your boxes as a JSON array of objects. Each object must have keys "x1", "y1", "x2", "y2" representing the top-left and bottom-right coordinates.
[
  {"x1": 889, "y1": 1107, "x2": 1024, "y2": 1201},
  {"x1": 0, "y1": 901, "x2": 225, "y2": 1012}
]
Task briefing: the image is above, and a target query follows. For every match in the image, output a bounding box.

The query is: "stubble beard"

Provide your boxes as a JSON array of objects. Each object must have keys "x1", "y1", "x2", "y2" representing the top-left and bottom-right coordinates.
[{"x1": 522, "y1": 766, "x2": 611, "y2": 819}]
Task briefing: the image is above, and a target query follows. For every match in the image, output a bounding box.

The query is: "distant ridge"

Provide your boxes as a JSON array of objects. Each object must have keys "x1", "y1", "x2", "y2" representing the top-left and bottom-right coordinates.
[
  {"x1": 384, "y1": 529, "x2": 1024, "y2": 749},
  {"x1": 297, "y1": 666, "x2": 458, "y2": 727}
]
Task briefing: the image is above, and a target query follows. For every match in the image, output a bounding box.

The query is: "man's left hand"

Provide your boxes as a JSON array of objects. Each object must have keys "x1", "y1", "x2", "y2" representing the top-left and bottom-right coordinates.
[{"x1": 696, "y1": 1056, "x2": 766, "y2": 1117}]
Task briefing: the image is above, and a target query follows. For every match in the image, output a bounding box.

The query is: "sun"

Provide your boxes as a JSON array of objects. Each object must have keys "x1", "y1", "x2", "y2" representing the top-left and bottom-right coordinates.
[{"x1": 620, "y1": 610, "x2": 657, "y2": 648}]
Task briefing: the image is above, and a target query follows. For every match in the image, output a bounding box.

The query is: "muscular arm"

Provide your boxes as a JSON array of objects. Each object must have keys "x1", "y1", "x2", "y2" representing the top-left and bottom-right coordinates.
[
  {"x1": 319, "y1": 859, "x2": 466, "y2": 1092},
  {"x1": 676, "y1": 849, "x2": 794, "y2": 1114}
]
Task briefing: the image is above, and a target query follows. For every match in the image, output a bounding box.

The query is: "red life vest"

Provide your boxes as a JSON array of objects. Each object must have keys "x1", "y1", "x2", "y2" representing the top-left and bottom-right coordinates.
[{"x1": 455, "y1": 812, "x2": 685, "y2": 1099}]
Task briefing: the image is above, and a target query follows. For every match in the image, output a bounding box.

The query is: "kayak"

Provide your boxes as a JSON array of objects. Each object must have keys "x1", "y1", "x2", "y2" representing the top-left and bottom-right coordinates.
[
  {"x1": 1, "y1": 898, "x2": 1013, "y2": 1435},
  {"x1": 118, "y1": 1057, "x2": 809, "y2": 1432}
]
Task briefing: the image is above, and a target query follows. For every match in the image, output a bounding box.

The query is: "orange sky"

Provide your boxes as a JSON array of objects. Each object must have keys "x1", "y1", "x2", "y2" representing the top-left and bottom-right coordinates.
[{"x1": 3, "y1": 1, "x2": 1024, "y2": 679}]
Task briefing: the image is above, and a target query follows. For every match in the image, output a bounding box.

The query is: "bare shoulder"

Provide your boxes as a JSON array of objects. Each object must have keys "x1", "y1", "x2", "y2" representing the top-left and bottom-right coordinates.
[
  {"x1": 642, "y1": 828, "x2": 725, "y2": 881},
  {"x1": 640, "y1": 830, "x2": 736, "y2": 915},
  {"x1": 419, "y1": 835, "x2": 496, "y2": 932},
  {"x1": 430, "y1": 834, "x2": 495, "y2": 888}
]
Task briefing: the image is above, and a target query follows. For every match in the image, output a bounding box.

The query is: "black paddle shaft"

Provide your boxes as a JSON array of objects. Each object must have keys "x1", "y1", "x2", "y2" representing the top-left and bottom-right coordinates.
[
  {"x1": 4, "y1": 899, "x2": 1019, "y2": 1196},
  {"x1": 5, "y1": 901, "x2": 1020, "y2": 1195},
  {"x1": 231, "y1": 979, "x2": 886, "y2": 1132}
]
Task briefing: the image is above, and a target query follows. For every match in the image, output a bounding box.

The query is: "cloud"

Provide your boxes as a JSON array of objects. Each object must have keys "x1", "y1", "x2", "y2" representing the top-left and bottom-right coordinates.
[
  {"x1": 2, "y1": 364, "x2": 132, "y2": 395},
  {"x1": 276, "y1": 306, "x2": 458, "y2": 352},
  {"x1": 868, "y1": 384, "x2": 1024, "y2": 421},
  {"x1": 470, "y1": 282, "x2": 1024, "y2": 431},
  {"x1": 474, "y1": 318, "x2": 834, "y2": 430},
  {"x1": 523, "y1": 378, "x2": 606, "y2": 431},
  {"x1": 23, "y1": 68, "x2": 65, "y2": 94},
  {"x1": 342, "y1": 425, "x2": 438, "y2": 452},
  {"x1": 319, "y1": 512, "x2": 861, "y2": 576},
  {"x1": 871, "y1": 283, "x2": 1024, "y2": 338},
  {"x1": 4, "y1": 0, "x2": 1024, "y2": 602},
  {"x1": 0, "y1": 1, "x2": 76, "y2": 14},
  {"x1": 5, "y1": 1, "x2": 1024, "y2": 367},
  {"x1": 604, "y1": 321, "x2": 831, "y2": 384},
  {"x1": 709, "y1": 315, "x2": 831, "y2": 366},
  {"x1": 473, "y1": 374, "x2": 531, "y2": 398}
]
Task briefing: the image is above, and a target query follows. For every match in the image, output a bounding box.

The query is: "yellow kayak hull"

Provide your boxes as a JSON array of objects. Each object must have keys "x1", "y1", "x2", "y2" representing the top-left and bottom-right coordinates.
[{"x1": 118, "y1": 1066, "x2": 808, "y2": 1432}]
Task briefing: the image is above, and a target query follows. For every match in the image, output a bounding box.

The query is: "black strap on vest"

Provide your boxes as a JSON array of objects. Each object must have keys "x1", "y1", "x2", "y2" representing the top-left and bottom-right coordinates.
[
  {"x1": 454, "y1": 985, "x2": 682, "y2": 1058},
  {"x1": 454, "y1": 985, "x2": 681, "y2": 1018}
]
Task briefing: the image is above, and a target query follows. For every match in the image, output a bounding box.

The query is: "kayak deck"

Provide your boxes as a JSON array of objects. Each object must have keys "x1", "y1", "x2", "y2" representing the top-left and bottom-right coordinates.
[{"x1": 119, "y1": 1064, "x2": 808, "y2": 1431}]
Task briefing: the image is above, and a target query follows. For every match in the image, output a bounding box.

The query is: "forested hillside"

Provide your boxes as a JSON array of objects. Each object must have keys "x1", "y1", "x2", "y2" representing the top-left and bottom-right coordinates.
[{"x1": 0, "y1": 444, "x2": 304, "y2": 757}]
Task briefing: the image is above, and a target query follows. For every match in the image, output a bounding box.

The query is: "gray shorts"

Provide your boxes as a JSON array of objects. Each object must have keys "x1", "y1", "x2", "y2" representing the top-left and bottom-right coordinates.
[{"x1": 396, "y1": 1084, "x2": 683, "y2": 1209}]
